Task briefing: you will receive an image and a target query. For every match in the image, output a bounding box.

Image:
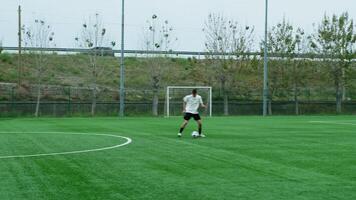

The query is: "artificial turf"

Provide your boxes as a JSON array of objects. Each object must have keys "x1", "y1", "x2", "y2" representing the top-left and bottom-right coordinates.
[{"x1": 0, "y1": 116, "x2": 355, "y2": 200}]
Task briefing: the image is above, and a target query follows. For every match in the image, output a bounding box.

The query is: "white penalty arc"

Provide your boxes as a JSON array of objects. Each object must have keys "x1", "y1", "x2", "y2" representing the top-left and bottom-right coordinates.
[{"x1": 0, "y1": 132, "x2": 132, "y2": 159}]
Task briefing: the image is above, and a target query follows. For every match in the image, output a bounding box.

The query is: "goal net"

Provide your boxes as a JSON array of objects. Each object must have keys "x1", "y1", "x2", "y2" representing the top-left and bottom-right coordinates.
[{"x1": 166, "y1": 86, "x2": 212, "y2": 117}]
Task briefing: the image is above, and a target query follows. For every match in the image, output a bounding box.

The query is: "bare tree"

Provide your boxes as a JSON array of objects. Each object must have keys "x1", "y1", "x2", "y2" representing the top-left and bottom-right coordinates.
[
  {"x1": 75, "y1": 13, "x2": 115, "y2": 116},
  {"x1": 23, "y1": 19, "x2": 55, "y2": 117},
  {"x1": 309, "y1": 12, "x2": 356, "y2": 113},
  {"x1": 204, "y1": 13, "x2": 254, "y2": 115},
  {"x1": 230, "y1": 20, "x2": 255, "y2": 107},
  {"x1": 143, "y1": 14, "x2": 177, "y2": 116}
]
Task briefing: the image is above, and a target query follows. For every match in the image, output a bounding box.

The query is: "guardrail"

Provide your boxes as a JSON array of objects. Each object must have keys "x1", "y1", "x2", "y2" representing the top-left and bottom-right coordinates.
[{"x1": 3, "y1": 46, "x2": 354, "y2": 61}]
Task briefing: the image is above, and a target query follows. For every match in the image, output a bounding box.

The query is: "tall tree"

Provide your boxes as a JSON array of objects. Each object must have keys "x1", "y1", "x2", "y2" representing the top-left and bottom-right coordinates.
[
  {"x1": 309, "y1": 12, "x2": 356, "y2": 113},
  {"x1": 204, "y1": 13, "x2": 254, "y2": 115},
  {"x1": 231, "y1": 20, "x2": 255, "y2": 109},
  {"x1": 143, "y1": 14, "x2": 177, "y2": 116},
  {"x1": 75, "y1": 13, "x2": 116, "y2": 116},
  {"x1": 265, "y1": 19, "x2": 295, "y2": 115},
  {"x1": 266, "y1": 19, "x2": 310, "y2": 115},
  {"x1": 23, "y1": 19, "x2": 55, "y2": 117},
  {"x1": 292, "y1": 28, "x2": 312, "y2": 115}
]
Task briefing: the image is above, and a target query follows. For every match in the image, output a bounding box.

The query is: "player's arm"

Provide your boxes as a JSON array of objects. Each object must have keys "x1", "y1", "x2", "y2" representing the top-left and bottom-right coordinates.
[
  {"x1": 182, "y1": 97, "x2": 187, "y2": 113},
  {"x1": 200, "y1": 103, "x2": 207, "y2": 109},
  {"x1": 200, "y1": 97, "x2": 207, "y2": 108}
]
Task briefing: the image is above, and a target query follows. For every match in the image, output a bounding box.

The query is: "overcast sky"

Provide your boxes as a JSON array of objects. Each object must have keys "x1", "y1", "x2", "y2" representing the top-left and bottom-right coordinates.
[{"x1": 0, "y1": 0, "x2": 355, "y2": 51}]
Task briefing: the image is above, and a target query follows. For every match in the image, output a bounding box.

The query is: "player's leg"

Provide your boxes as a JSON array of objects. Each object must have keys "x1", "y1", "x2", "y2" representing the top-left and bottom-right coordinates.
[
  {"x1": 194, "y1": 114, "x2": 205, "y2": 137},
  {"x1": 179, "y1": 120, "x2": 189, "y2": 133},
  {"x1": 197, "y1": 120, "x2": 203, "y2": 136},
  {"x1": 178, "y1": 113, "x2": 191, "y2": 137}
]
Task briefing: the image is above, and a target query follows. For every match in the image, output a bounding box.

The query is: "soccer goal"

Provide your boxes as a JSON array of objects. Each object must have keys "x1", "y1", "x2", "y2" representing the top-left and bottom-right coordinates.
[{"x1": 166, "y1": 86, "x2": 212, "y2": 117}]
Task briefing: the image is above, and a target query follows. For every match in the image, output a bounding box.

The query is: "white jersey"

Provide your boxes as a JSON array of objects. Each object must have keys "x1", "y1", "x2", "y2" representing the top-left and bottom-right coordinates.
[{"x1": 183, "y1": 94, "x2": 203, "y2": 114}]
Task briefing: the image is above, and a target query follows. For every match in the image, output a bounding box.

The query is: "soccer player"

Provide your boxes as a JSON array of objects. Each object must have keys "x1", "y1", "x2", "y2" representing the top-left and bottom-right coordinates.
[{"x1": 178, "y1": 89, "x2": 207, "y2": 138}]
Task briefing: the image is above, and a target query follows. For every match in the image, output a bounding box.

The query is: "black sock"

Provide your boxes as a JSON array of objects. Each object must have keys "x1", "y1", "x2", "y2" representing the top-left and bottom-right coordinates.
[
  {"x1": 199, "y1": 127, "x2": 202, "y2": 135},
  {"x1": 179, "y1": 128, "x2": 184, "y2": 133}
]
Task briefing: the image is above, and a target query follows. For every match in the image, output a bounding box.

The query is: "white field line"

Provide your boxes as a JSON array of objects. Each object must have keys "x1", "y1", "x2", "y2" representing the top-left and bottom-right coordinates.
[
  {"x1": 309, "y1": 121, "x2": 356, "y2": 126},
  {"x1": 0, "y1": 132, "x2": 132, "y2": 159}
]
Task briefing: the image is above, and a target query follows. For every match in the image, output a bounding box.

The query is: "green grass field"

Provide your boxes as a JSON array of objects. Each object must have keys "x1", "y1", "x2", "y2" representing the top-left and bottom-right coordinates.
[{"x1": 0, "y1": 116, "x2": 355, "y2": 200}]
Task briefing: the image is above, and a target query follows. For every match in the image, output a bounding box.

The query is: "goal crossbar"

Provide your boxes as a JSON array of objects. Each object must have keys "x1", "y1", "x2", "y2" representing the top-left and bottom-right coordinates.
[{"x1": 166, "y1": 86, "x2": 212, "y2": 117}]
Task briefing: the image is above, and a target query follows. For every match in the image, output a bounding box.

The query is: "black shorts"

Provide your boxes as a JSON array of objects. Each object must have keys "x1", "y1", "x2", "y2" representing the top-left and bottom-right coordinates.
[{"x1": 184, "y1": 112, "x2": 201, "y2": 121}]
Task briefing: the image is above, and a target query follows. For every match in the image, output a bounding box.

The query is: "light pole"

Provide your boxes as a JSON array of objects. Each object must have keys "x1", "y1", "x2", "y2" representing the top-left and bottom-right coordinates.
[
  {"x1": 119, "y1": 0, "x2": 125, "y2": 117},
  {"x1": 263, "y1": 0, "x2": 269, "y2": 116},
  {"x1": 18, "y1": 4, "x2": 22, "y2": 85}
]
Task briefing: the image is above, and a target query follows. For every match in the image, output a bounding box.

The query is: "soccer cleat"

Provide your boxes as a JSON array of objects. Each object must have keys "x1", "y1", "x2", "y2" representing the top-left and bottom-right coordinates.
[
  {"x1": 198, "y1": 134, "x2": 206, "y2": 138},
  {"x1": 178, "y1": 133, "x2": 182, "y2": 137}
]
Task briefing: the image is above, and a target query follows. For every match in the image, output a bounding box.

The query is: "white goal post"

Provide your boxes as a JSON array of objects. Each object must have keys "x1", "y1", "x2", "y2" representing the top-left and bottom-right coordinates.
[{"x1": 166, "y1": 86, "x2": 212, "y2": 117}]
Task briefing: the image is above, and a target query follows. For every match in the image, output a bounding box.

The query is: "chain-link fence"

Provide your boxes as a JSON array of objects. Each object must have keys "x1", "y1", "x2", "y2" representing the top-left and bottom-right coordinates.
[{"x1": 1, "y1": 82, "x2": 356, "y2": 117}]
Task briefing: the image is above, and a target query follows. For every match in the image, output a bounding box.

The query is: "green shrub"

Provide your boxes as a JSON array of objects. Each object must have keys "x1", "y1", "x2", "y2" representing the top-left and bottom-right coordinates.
[{"x1": 0, "y1": 53, "x2": 13, "y2": 64}]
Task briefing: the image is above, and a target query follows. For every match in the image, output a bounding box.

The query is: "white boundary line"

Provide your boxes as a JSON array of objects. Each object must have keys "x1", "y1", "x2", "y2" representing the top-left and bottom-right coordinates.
[
  {"x1": 309, "y1": 121, "x2": 356, "y2": 126},
  {"x1": 0, "y1": 132, "x2": 132, "y2": 159}
]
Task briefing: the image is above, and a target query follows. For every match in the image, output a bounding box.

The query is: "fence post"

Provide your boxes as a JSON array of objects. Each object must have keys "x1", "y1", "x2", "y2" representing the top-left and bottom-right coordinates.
[
  {"x1": 10, "y1": 86, "x2": 15, "y2": 113},
  {"x1": 68, "y1": 87, "x2": 71, "y2": 116}
]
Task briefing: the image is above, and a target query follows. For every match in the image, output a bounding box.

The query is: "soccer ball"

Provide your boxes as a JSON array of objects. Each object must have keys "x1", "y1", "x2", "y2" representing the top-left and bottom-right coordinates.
[{"x1": 191, "y1": 131, "x2": 199, "y2": 138}]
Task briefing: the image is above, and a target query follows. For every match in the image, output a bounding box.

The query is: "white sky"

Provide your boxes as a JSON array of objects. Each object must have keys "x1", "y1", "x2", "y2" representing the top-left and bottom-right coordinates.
[{"x1": 0, "y1": 0, "x2": 355, "y2": 51}]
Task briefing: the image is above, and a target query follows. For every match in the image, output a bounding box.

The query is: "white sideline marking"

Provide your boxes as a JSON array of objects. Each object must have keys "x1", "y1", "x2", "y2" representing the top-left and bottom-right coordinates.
[
  {"x1": 309, "y1": 121, "x2": 356, "y2": 126},
  {"x1": 0, "y1": 132, "x2": 132, "y2": 159}
]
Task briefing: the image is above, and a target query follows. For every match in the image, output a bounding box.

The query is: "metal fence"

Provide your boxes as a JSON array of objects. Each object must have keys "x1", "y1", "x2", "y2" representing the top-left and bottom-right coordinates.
[
  {"x1": 1, "y1": 101, "x2": 356, "y2": 117},
  {"x1": 1, "y1": 83, "x2": 356, "y2": 117}
]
